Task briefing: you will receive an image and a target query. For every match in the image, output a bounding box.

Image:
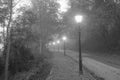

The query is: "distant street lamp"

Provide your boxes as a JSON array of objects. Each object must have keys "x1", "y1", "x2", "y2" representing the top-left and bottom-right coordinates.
[
  {"x1": 53, "y1": 42, "x2": 56, "y2": 45},
  {"x1": 57, "y1": 40, "x2": 60, "y2": 44},
  {"x1": 75, "y1": 15, "x2": 83, "y2": 75},
  {"x1": 62, "y1": 36, "x2": 67, "y2": 56},
  {"x1": 49, "y1": 43, "x2": 52, "y2": 46},
  {"x1": 57, "y1": 40, "x2": 60, "y2": 52},
  {"x1": 52, "y1": 42, "x2": 56, "y2": 50}
]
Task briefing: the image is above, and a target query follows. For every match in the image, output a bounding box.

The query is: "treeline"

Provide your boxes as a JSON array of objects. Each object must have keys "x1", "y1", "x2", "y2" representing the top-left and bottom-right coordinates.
[
  {"x1": 0, "y1": 7, "x2": 51, "y2": 80},
  {"x1": 83, "y1": 0, "x2": 120, "y2": 52},
  {"x1": 0, "y1": 0, "x2": 60, "y2": 80},
  {"x1": 65, "y1": 0, "x2": 120, "y2": 52}
]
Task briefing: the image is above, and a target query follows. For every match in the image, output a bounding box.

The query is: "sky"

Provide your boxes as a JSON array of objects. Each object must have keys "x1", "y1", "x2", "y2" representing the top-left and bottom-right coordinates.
[
  {"x1": 56, "y1": 0, "x2": 71, "y2": 19},
  {"x1": 2, "y1": 0, "x2": 70, "y2": 20},
  {"x1": 14, "y1": 0, "x2": 70, "y2": 14},
  {"x1": 0, "y1": 0, "x2": 32, "y2": 32},
  {"x1": 56, "y1": 0, "x2": 70, "y2": 13},
  {"x1": 13, "y1": 0, "x2": 32, "y2": 19}
]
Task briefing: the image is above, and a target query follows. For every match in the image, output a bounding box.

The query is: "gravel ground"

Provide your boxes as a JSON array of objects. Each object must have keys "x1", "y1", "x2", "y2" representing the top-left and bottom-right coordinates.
[{"x1": 46, "y1": 52, "x2": 95, "y2": 80}]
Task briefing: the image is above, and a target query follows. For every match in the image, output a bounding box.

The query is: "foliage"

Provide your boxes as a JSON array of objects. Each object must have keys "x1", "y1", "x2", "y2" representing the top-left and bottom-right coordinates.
[
  {"x1": 66, "y1": 0, "x2": 120, "y2": 52},
  {"x1": 86, "y1": 0, "x2": 120, "y2": 51},
  {"x1": 12, "y1": 54, "x2": 52, "y2": 80},
  {"x1": 0, "y1": 0, "x2": 57, "y2": 80},
  {"x1": 9, "y1": 46, "x2": 34, "y2": 75},
  {"x1": 31, "y1": 0, "x2": 64, "y2": 41},
  {"x1": 0, "y1": 10, "x2": 37, "y2": 75},
  {"x1": 0, "y1": 5, "x2": 8, "y2": 24},
  {"x1": 0, "y1": 57, "x2": 4, "y2": 75}
]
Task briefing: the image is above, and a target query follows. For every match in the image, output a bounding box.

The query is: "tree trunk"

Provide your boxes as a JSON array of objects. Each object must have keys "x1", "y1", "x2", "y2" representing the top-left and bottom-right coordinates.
[{"x1": 4, "y1": 0, "x2": 13, "y2": 80}]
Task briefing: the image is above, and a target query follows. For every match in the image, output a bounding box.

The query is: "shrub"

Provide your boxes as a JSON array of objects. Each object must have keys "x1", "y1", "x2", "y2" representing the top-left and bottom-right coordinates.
[
  {"x1": 9, "y1": 46, "x2": 34, "y2": 75},
  {"x1": 0, "y1": 57, "x2": 4, "y2": 76},
  {"x1": 12, "y1": 52, "x2": 52, "y2": 80}
]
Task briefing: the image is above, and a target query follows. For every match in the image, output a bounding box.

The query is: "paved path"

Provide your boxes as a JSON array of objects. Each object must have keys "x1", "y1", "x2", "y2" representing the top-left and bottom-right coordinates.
[
  {"x1": 64, "y1": 50, "x2": 120, "y2": 80},
  {"x1": 46, "y1": 52, "x2": 95, "y2": 80}
]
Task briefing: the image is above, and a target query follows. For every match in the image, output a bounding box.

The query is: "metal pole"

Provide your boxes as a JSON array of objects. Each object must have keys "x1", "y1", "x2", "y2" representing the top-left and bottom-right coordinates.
[
  {"x1": 64, "y1": 42, "x2": 66, "y2": 55},
  {"x1": 79, "y1": 26, "x2": 83, "y2": 75},
  {"x1": 58, "y1": 44, "x2": 59, "y2": 52}
]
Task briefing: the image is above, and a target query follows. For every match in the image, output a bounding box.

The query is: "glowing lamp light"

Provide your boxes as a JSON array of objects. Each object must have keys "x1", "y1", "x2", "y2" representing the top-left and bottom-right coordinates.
[
  {"x1": 57, "y1": 40, "x2": 60, "y2": 44},
  {"x1": 49, "y1": 43, "x2": 51, "y2": 45},
  {"x1": 75, "y1": 15, "x2": 83, "y2": 23},
  {"x1": 53, "y1": 42, "x2": 56, "y2": 45},
  {"x1": 62, "y1": 36, "x2": 67, "y2": 41}
]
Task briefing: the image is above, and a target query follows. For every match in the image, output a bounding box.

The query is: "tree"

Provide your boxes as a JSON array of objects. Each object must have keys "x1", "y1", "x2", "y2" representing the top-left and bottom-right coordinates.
[
  {"x1": 81, "y1": 0, "x2": 120, "y2": 51},
  {"x1": 3, "y1": 9, "x2": 38, "y2": 76},
  {"x1": 60, "y1": 0, "x2": 120, "y2": 52},
  {"x1": 4, "y1": 0, "x2": 13, "y2": 80},
  {"x1": 28, "y1": 0, "x2": 65, "y2": 52},
  {"x1": 0, "y1": 0, "x2": 61, "y2": 79}
]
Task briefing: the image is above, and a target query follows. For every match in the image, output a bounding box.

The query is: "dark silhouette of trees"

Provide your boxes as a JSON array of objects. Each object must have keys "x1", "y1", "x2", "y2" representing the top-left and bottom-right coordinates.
[
  {"x1": 63, "y1": 0, "x2": 120, "y2": 52},
  {"x1": 0, "y1": 0, "x2": 63, "y2": 79}
]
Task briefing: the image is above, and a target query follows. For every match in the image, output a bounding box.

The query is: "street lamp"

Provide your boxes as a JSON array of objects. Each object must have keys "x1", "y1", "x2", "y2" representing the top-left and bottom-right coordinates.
[
  {"x1": 75, "y1": 15, "x2": 83, "y2": 75},
  {"x1": 62, "y1": 36, "x2": 67, "y2": 56},
  {"x1": 75, "y1": 15, "x2": 83, "y2": 23},
  {"x1": 52, "y1": 42, "x2": 56, "y2": 51},
  {"x1": 53, "y1": 42, "x2": 56, "y2": 45},
  {"x1": 48, "y1": 43, "x2": 52, "y2": 46},
  {"x1": 57, "y1": 40, "x2": 60, "y2": 52},
  {"x1": 57, "y1": 40, "x2": 60, "y2": 44}
]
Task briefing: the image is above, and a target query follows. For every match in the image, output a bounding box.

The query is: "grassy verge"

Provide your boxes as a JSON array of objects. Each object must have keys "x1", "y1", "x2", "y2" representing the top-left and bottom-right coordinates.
[
  {"x1": 11, "y1": 51, "x2": 53, "y2": 80},
  {"x1": 12, "y1": 56, "x2": 52, "y2": 80}
]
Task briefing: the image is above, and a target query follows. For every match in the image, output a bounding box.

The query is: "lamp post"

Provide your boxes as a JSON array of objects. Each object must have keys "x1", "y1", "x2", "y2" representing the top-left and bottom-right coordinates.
[
  {"x1": 57, "y1": 40, "x2": 60, "y2": 52},
  {"x1": 53, "y1": 42, "x2": 56, "y2": 45},
  {"x1": 52, "y1": 42, "x2": 56, "y2": 51},
  {"x1": 75, "y1": 15, "x2": 83, "y2": 75},
  {"x1": 62, "y1": 36, "x2": 67, "y2": 56}
]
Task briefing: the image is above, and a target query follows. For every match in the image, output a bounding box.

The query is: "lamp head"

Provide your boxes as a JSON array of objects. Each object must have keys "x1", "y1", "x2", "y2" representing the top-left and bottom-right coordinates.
[
  {"x1": 53, "y1": 42, "x2": 56, "y2": 45},
  {"x1": 57, "y1": 40, "x2": 60, "y2": 44},
  {"x1": 75, "y1": 15, "x2": 83, "y2": 23},
  {"x1": 62, "y1": 36, "x2": 67, "y2": 41}
]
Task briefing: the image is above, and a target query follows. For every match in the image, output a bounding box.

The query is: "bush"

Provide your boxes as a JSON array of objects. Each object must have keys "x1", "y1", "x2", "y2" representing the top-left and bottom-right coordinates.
[
  {"x1": 28, "y1": 59, "x2": 52, "y2": 80},
  {"x1": 9, "y1": 46, "x2": 34, "y2": 75},
  {"x1": 0, "y1": 57, "x2": 4, "y2": 76},
  {"x1": 12, "y1": 52, "x2": 52, "y2": 80}
]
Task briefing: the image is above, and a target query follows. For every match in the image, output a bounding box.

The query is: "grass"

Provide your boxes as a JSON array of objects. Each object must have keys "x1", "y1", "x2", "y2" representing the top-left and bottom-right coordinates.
[
  {"x1": 0, "y1": 49, "x2": 53, "y2": 80},
  {"x1": 11, "y1": 54, "x2": 52, "y2": 80}
]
